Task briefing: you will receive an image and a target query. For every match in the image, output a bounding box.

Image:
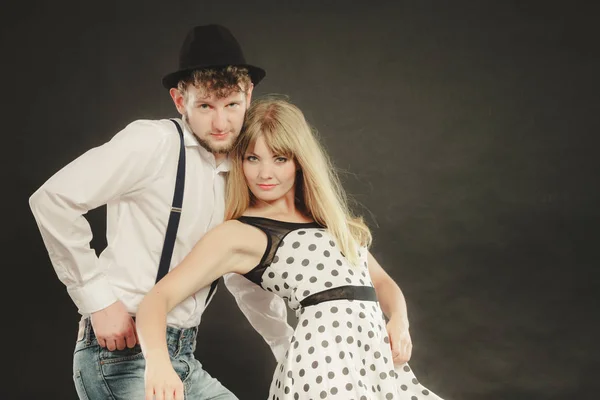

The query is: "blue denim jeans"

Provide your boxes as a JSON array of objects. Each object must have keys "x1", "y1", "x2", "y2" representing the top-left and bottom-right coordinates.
[{"x1": 73, "y1": 318, "x2": 237, "y2": 400}]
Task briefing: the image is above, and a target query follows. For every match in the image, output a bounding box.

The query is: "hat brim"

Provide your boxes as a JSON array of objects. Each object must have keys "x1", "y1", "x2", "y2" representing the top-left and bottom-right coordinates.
[{"x1": 161, "y1": 64, "x2": 266, "y2": 89}]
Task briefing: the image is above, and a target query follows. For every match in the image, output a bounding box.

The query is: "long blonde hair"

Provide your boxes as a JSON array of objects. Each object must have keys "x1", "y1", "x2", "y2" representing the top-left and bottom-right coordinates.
[{"x1": 225, "y1": 96, "x2": 372, "y2": 266}]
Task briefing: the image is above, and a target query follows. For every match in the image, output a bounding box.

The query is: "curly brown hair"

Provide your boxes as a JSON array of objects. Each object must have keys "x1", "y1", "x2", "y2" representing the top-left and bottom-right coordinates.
[{"x1": 177, "y1": 66, "x2": 252, "y2": 102}]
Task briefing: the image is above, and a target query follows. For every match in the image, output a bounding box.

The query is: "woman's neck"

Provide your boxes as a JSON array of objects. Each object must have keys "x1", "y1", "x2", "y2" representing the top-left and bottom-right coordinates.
[{"x1": 244, "y1": 202, "x2": 312, "y2": 223}]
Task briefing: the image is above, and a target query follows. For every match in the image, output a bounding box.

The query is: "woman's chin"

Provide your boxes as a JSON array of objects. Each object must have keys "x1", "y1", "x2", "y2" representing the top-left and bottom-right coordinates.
[{"x1": 253, "y1": 193, "x2": 280, "y2": 203}]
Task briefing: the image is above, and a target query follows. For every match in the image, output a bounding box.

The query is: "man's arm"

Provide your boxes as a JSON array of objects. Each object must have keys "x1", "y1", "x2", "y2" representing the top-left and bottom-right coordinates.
[
  {"x1": 29, "y1": 120, "x2": 168, "y2": 314},
  {"x1": 223, "y1": 273, "x2": 294, "y2": 363}
]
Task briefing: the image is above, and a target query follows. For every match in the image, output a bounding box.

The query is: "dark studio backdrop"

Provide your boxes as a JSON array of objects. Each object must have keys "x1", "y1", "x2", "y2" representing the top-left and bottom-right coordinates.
[{"x1": 2, "y1": 0, "x2": 599, "y2": 399}]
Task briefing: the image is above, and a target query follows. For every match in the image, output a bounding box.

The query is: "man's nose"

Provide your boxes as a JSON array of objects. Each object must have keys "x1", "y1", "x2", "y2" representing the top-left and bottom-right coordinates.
[{"x1": 212, "y1": 109, "x2": 227, "y2": 132}]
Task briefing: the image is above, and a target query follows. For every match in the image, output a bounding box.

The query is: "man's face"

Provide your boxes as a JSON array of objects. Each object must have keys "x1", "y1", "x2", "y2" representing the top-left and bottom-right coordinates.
[{"x1": 174, "y1": 84, "x2": 253, "y2": 154}]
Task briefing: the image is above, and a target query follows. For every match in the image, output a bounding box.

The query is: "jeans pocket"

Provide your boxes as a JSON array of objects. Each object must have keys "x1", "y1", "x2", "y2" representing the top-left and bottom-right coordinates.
[
  {"x1": 172, "y1": 356, "x2": 192, "y2": 383},
  {"x1": 73, "y1": 370, "x2": 90, "y2": 400},
  {"x1": 99, "y1": 345, "x2": 144, "y2": 365}
]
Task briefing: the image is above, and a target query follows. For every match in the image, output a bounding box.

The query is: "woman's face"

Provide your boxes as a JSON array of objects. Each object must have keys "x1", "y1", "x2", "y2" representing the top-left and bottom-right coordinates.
[{"x1": 242, "y1": 135, "x2": 297, "y2": 204}]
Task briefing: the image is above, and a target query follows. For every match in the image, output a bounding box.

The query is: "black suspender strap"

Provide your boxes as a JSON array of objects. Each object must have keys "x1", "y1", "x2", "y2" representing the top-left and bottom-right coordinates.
[
  {"x1": 205, "y1": 278, "x2": 220, "y2": 306},
  {"x1": 154, "y1": 119, "x2": 221, "y2": 302},
  {"x1": 155, "y1": 119, "x2": 186, "y2": 283}
]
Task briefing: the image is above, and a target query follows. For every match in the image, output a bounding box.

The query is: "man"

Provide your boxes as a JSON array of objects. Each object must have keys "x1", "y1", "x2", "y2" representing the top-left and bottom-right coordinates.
[{"x1": 29, "y1": 24, "x2": 292, "y2": 400}]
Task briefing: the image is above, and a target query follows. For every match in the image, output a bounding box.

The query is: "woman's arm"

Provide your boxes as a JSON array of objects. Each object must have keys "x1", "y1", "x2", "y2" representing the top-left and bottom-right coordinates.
[
  {"x1": 368, "y1": 252, "x2": 409, "y2": 326},
  {"x1": 368, "y1": 251, "x2": 412, "y2": 365},
  {"x1": 137, "y1": 219, "x2": 266, "y2": 364}
]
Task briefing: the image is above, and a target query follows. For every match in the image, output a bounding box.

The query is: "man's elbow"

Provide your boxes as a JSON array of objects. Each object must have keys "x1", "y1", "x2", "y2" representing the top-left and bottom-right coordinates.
[
  {"x1": 28, "y1": 186, "x2": 46, "y2": 215},
  {"x1": 29, "y1": 183, "x2": 60, "y2": 214}
]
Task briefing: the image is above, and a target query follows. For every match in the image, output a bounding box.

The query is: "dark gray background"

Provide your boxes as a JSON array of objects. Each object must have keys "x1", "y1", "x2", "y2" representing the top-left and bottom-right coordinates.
[{"x1": 3, "y1": 0, "x2": 599, "y2": 399}]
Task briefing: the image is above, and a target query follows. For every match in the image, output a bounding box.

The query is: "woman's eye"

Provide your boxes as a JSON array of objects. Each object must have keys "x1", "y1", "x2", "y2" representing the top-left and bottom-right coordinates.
[{"x1": 275, "y1": 157, "x2": 288, "y2": 163}]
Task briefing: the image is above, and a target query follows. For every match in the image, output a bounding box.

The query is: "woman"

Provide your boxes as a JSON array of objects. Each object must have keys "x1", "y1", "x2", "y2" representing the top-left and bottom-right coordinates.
[{"x1": 137, "y1": 97, "x2": 443, "y2": 400}]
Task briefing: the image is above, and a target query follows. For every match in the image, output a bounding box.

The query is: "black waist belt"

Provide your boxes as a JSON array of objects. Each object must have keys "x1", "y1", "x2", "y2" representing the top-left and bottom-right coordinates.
[{"x1": 300, "y1": 285, "x2": 378, "y2": 308}]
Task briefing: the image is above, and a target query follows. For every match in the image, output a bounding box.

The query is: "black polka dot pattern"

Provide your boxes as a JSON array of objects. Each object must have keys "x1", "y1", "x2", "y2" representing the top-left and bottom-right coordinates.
[{"x1": 249, "y1": 226, "x2": 443, "y2": 399}]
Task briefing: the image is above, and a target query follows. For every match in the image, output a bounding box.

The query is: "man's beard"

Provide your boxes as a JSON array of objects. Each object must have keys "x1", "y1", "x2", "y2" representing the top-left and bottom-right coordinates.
[
  {"x1": 195, "y1": 135, "x2": 235, "y2": 154},
  {"x1": 183, "y1": 115, "x2": 236, "y2": 154}
]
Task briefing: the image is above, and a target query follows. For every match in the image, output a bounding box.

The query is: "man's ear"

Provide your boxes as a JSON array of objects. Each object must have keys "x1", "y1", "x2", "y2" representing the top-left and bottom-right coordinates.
[
  {"x1": 170, "y1": 87, "x2": 187, "y2": 115},
  {"x1": 245, "y1": 83, "x2": 255, "y2": 105}
]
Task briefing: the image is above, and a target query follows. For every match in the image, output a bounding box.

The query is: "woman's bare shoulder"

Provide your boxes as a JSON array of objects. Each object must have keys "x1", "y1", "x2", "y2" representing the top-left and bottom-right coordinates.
[{"x1": 208, "y1": 220, "x2": 268, "y2": 256}]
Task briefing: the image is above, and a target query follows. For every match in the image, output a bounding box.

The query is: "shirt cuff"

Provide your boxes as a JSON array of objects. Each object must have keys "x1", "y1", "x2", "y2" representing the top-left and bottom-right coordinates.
[{"x1": 67, "y1": 277, "x2": 119, "y2": 315}]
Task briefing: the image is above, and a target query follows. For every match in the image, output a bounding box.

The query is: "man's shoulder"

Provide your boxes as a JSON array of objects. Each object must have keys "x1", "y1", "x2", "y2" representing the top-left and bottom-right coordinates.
[
  {"x1": 119, "y1": 118, "x2": 181, "y2": 138},
  {"x1": 112, "y1": 118, "x2": 183, "y2": 147},
  {"x1": 126, "y1": 118, "x2": 182, "y2": 130}
]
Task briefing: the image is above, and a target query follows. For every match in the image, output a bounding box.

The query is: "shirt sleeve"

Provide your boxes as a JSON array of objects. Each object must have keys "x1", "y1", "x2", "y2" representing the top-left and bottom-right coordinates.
[
  {"x1": 223, "y1": 273, "x2": 294, "y2": 363},
  {"x1": 29, "y1": 120, "x2": 171, "y2": 315}
]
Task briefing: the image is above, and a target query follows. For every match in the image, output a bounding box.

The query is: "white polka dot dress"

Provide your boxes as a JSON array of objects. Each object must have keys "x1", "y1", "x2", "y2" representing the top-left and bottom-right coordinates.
[{"x1": 238, "y1": 217, "x2": 444, "y2": 400}]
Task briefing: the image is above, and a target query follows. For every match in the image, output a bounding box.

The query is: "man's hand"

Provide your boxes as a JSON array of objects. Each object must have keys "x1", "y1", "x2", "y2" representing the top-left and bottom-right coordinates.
[
  {"x1": 386, "y1": 317, "x2": 412, "y2": 365},
  {"x1": 90, "y1": 300, "x2": 137, "y2": 351}
]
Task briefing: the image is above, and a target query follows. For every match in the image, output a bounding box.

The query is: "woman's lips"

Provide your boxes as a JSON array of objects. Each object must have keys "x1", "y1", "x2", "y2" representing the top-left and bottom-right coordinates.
[{"x1": 257, "y1": 184, "x2": 277, "y2": 190}]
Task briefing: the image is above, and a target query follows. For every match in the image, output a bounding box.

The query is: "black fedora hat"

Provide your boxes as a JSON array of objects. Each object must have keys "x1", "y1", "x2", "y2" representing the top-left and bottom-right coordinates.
[{"x1": 162, "y1": 24, "x2": 266, "y2": 89}]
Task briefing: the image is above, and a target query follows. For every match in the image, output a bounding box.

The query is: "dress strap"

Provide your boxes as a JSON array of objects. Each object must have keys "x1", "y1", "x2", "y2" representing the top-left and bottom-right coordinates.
[{"x1": 236, "y1": 216, "x2": 321, "y2": 285}]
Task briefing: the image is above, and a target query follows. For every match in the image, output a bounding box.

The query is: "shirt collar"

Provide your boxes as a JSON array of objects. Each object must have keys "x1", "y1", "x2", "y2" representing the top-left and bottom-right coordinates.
[{"x1": 180, "y1": 119, "x2": 231, "y2": 173}]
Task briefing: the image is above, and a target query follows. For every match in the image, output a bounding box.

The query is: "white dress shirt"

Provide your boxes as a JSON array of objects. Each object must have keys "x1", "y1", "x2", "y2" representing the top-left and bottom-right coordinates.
[{"x1": 29, "y1": 118, "x2": 293, "y2": 361}]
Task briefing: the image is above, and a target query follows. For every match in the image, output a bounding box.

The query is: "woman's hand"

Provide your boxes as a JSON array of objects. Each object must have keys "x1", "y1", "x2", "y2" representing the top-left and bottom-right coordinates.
[
  {"x1": 386, "y1": 316, "x2": 412, "y2": 365},
  {"x1": 144, "y1": 358, "x2": 184, "y2": 400}
]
